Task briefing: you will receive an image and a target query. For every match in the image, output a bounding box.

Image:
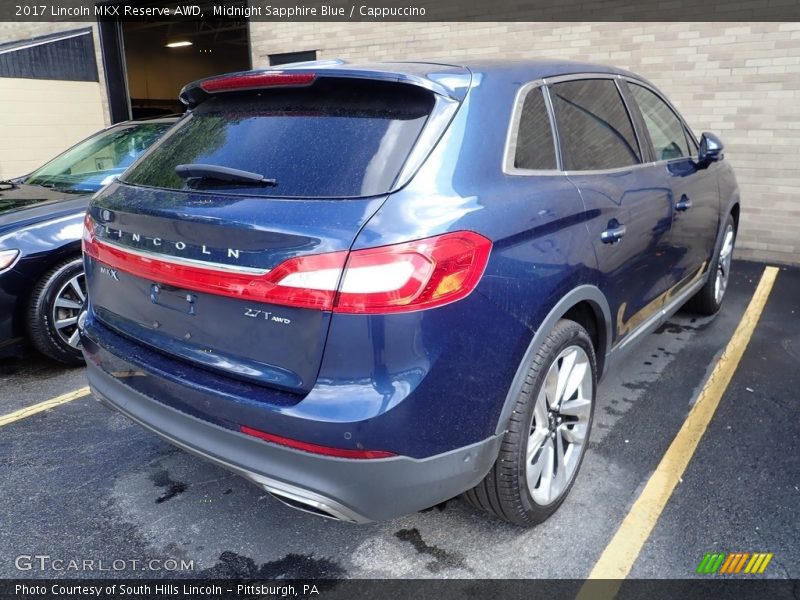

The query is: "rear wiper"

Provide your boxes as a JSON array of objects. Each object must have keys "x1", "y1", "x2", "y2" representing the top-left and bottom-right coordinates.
[{"x1": 175, "y1": 164, "x2": 277, "y2": 186}]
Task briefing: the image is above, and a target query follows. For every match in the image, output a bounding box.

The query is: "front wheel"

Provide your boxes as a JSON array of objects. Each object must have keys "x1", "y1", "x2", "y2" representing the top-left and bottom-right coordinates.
[
  {"x1": 27, "y1": 257, "x2": 86, "y2": 365},
  {"x1": 685, "y1": 213, "x2": 736, "y2": 316},
  {"x1": 464, "y1": 319, "x2": 597, "y2": 526}
]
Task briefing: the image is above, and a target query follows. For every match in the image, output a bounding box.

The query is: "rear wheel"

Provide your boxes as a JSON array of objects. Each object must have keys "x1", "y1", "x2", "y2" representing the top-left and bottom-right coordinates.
[
  {"x1": 464, "y1": 319, "x2": 596, "y2": 526},
  {"x1": 685, "y1": 213, "x2": 736, "y2": 316},
  {"x1": 27, "y1": 257, "x2": 86, "y2": 365}
]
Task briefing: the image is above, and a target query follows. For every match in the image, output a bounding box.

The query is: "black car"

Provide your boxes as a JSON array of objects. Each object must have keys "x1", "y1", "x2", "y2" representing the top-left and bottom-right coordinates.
[{"x1": 0, "y1": 117, "x2": 176, "y2": 364}]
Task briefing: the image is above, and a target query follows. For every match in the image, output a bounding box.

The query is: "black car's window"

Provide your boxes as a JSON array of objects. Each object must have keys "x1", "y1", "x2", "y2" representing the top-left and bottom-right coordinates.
[
  {"x1": 24, "y1": 123, "x2": 171, "y2": 193},
  {"x1": 514, "y1": 87, "x2": 557, "y2": 170},
  {"x1": 629, "y1": 83, "x2": 692, "y2": 161},
  {"x1": 123, "y1": 80, "x2": 434, "y2": 198},
  {"x1": 550, "y1": 79, "x2": 641, "y2": 171}
]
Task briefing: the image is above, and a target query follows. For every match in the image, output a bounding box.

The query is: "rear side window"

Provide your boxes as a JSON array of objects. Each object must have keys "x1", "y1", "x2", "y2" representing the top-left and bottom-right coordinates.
[
  {"x1": 123, "y1": 80, "x2": 434, "y2": 198},
  {"x1": 513, "y1": 87, "x2": 557, "y2": 170},
  {"x1": 628, "y1": 83, "x2": 692, "y2": 160},
  {"x1": 550, "y1": 79, "x2": 641, "y2": 171}
]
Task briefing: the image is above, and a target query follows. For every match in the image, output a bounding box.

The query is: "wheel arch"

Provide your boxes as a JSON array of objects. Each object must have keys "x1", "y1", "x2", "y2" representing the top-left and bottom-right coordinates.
[
  {"x1": 713, "y1": 194, "x2": 740, "y2": 270},
  {"x1": 9, "y1": 241, "x2": 83, "y2": 341},
  {"x1": 493, "y1": 285, "x2": 612, "y2": 436},
  {"x1": 729, "y1": 201, "x2": 740, "y2": 232}
]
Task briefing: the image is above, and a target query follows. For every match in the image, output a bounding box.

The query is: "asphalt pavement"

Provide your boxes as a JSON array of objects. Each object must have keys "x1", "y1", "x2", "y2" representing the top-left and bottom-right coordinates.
[{"x1": 0, "y1": 260, "x2": 797, "y2": 580}]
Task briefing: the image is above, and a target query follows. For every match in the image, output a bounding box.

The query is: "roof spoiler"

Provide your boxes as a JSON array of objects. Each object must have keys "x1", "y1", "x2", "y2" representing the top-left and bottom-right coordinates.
[{"x1": 179, "y1": 61, "x2": 472, "y2": 107}]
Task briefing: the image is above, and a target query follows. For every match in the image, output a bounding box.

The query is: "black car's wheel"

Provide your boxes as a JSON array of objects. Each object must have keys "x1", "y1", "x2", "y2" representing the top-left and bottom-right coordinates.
[
  {"x1": 27, "y1": 257, "x2": 86, "y2": 365},
  {"x1": 685, "y1": 213, "x2": 737, "y2": 316},
  {"x1": 464, "y1": 319, "x2": 596, "y2": 526}
]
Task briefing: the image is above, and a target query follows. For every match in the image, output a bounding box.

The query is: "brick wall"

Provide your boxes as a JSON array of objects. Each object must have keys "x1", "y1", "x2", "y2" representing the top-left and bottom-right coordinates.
[{"x1": 250, "y1": 22, "x2": 800, "y2": 265}]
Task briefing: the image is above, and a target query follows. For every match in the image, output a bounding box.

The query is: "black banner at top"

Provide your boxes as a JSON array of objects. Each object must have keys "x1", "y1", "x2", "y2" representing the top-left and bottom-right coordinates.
[{"x1": 2, "y1": 0, "x2": 800, "y2": 22}]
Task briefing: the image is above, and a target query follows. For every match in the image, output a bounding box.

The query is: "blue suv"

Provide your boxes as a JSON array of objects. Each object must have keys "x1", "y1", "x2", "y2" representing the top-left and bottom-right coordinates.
[{"x1": 81, "y1": 60, "x2": 739, "y2": 525}]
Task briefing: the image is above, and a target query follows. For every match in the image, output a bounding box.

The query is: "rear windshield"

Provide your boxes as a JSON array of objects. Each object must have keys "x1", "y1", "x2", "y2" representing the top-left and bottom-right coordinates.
[{"x1": 122, "y1": 79, "x2": 435, "y2": 198}]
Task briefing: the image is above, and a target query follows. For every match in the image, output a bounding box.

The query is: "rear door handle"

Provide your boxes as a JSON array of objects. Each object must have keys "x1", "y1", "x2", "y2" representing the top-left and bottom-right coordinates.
[
  {"x1": 600, "y1": 224, "x2": 627, "y2": 244},
  {"x1": 675, "y1": 196, "x2": 693, "y2": 211}
]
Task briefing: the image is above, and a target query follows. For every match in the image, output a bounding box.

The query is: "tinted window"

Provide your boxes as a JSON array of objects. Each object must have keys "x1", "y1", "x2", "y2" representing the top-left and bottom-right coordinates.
[
  {"x1": 629, "y1": 83, "x2": 691, "y2": 161},
  {"x1": 514, "y1": 87, "x2": 557, "y2": 170},
  {"x1": 550, "y1": 79, "x2": 641, "y2": 171},
  {"x1": 123, "y1": 80, "x2": 433, "y2": 198}
]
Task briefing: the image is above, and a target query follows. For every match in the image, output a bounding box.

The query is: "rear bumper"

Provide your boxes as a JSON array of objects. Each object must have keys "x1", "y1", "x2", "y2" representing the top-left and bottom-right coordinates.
[{"x1": 86, "y1": 360, "x2": 502, "y2": 523}]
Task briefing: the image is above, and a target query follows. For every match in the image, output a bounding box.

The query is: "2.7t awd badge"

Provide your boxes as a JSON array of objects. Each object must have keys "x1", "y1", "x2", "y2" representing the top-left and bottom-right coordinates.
[{"x1": 244, "y1": 308, "x2": 291, "y2": 325}]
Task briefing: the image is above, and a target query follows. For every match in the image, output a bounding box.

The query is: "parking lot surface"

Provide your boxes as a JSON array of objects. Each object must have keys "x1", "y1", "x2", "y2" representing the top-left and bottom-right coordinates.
[{"x1": 1, "y1": 260, "x2": 797, "y2": 579}]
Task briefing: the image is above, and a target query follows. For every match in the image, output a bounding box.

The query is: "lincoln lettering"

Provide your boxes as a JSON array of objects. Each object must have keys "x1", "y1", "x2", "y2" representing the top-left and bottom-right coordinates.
[{"x1": 102, "y1": 226, "x2": 242, "y2": 261}]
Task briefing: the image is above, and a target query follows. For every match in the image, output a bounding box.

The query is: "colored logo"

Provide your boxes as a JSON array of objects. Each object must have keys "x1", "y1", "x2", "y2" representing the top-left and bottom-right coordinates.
[{"x1": 697, "y1": 552, "x2": 773, "y2": 574}]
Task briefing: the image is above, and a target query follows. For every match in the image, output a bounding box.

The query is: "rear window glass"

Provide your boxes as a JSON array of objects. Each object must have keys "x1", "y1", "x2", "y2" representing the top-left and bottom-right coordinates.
[{"x1": 123, "y1": 80, "x2": 434, "y2": 198}]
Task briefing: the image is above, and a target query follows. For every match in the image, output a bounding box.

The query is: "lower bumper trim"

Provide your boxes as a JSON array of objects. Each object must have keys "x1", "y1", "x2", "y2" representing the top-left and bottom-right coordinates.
[{"x1": 86, "y1": 360, "x2": 503, "y2": 523}]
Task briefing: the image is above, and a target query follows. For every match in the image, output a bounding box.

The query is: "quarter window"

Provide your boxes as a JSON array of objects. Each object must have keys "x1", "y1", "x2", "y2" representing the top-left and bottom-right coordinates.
[
  {"x1": 550, "y1": 79, "x2": 641, "y2": 171},
  {"x1": 513, "y1": 87, "x2": 557, "y2": 170},
  {"x1": 629, "y1": 83, "x2": 691, "y2": 161}
]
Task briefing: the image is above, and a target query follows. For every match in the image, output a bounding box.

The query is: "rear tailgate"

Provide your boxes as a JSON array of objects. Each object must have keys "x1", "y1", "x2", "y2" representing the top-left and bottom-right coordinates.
[
  {"x1": 85, "y1": 186, "x2": 385, "y2": 393},
  {"x1": 84, "y1": 74, "x2": 455, "y2": 394}
]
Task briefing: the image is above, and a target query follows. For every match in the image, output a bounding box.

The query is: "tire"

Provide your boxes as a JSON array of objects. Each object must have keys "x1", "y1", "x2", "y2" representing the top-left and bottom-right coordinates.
[
  {"x1": 27, "y1": 257, "x2": 86, "y2": 366},
  {"x1": 464, "y1": 319, "x2": 597, "y2": 526},
  {"x1": 684, "y1": 213, "x2": 736, "y2": 316}
]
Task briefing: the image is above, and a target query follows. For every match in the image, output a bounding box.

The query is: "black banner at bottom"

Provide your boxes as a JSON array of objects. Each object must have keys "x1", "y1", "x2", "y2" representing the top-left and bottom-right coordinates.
[{"x1": 3, "y1": 579, "x2": 799, "y2": 600}]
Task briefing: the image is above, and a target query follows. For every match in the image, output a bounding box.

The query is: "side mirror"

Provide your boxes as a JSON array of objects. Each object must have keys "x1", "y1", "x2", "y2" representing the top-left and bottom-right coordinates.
[{"x1": 698, "y1": 132, "x2": 724, "y2": 165}]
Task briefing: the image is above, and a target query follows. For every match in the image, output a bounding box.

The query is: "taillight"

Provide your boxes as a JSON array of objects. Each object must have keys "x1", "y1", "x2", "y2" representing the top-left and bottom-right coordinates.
[
  {"x1": 81, "y1": 212, "x2": 94, "y2": 249},
  {"x1": 84, "y1": 216, "x2": 491, "y2": 314},
  {"x1": 240, "y1": 425, "x2": 396, "y2": 459},
  {"x1": 83, "y1": 222, "x2": 346, "y2": 310},
  {"x1": 335, "y1": 231, "x2": 492, "y2": 313},
  {"x1": 200, "y1": 72, "x2": 316, "y2": 93}
]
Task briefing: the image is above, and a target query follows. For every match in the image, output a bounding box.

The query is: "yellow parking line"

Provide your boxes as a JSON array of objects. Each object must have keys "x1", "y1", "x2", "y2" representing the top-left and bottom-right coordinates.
[
  {"x1": 0, "y1": 386, "x2": 91, "y2": 427},
  {"x1": 578, "y1": 266, "x2": 779, "y2": 596}
]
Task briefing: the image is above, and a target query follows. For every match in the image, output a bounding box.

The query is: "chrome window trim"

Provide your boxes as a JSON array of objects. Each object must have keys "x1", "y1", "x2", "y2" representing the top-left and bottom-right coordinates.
[
  {"x1": 503, "y1": 71, "x2": 702, "y2": 178},
  {"x1": 613, "y1": 77, "x2": 647, "y2": 162}
]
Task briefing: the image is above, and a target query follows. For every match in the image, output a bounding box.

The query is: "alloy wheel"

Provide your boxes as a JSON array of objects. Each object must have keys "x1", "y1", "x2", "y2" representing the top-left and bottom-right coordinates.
[
  {"x1": 714, "y1": 225, "x2": 735, "y2": 305},
  {"x1": 526, "y1": 345, "x2": 593, "y2": 505},
  {"x1": 52, "y1": 272, "x2": 86, "y2": 349}
]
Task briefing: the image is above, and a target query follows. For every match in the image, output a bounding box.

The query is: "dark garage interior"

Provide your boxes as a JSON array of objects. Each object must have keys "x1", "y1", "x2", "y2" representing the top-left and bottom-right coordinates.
[{"x1": 121, "y1": 18, "x2": 250, "y2": 118}]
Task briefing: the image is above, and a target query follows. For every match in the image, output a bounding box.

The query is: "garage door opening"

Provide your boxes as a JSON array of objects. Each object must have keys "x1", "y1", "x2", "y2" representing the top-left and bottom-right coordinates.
[{"x1": 120, "y1": 18, "x2": 250, "y2": 119}]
